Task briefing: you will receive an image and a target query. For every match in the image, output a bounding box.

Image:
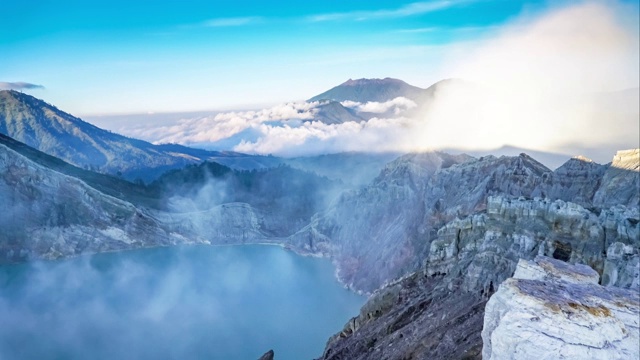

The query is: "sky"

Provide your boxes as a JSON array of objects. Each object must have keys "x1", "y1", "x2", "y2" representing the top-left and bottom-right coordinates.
[
  {"x1": 4, "y1": 0, "x2": 637, "y2": 115},
  {"x1": 1, "y1": 0, "x2": 638, "y2": 162}
]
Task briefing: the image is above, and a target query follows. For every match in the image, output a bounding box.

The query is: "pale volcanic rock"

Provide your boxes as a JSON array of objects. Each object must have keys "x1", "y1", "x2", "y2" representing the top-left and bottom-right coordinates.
[
  {"x1": 513, "y1": 255, "x2": 600, "y2": 284},
  {"x1": 482, "y1": 256, "x2": 640, "y2": 360}
]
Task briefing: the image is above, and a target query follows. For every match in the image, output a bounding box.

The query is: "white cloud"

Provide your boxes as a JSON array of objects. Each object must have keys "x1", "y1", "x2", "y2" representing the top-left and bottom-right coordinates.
[
  {"x1": 128, "y1": 97, "x2": 422, "y2": 154},
  {"x1": 309, "y1": 1, "x2": 468, "y2": 22},
  {"x1": 202, "y1": 17, "x2": 263, "y2": 27},
  {"x1": 233, "y1": 116, "x2": 420, "y2": 157},
  {"x1": 231, "y1": 2, "x2": 639, "y2": 158},
  {"x1": 419, "y1": 1, "x2": 640, "y2": 152},
  {"x1": 145, "y1": 102, "x2": 322, "y2": 145},
  {"x1": 342, "y1": 97, "x2": 417, "y2": 114}
]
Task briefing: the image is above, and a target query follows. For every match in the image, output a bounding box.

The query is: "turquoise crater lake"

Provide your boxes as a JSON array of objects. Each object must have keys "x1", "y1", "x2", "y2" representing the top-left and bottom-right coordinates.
[{"x1": 0, "y1": 245, "x2": 365, "y2": 359}]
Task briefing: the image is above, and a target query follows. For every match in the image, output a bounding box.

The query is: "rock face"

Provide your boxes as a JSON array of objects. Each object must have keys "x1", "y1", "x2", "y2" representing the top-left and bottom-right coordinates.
[
  {"x1": 593, "y1": 148, "x2": 640, "y2": 208},
  {"x1": 537, "y1": 155, "x2": 605, "y2": 207},
  {"x1": 319, "y1": 272, "x2": 487, "y2": 360},
  {"x1": 0, "y1": 143, "x2": 192, "y2": 262},
  {"x1": 303, "y1": 149, "x2": 638, "y2": 293},
  {"x1": 294, "y1": 152, "x2": 474, "y2": 292},
  {"x1": 425, "y1": 196, "x2": 639, "y2": 292},
  {"x1": 482, "y1": 256, "x2": 640, "y2": 360}
]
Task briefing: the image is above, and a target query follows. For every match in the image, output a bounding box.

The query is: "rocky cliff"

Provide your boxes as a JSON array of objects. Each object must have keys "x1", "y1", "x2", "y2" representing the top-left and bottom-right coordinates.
[
  {"x1": 300, "y1": 150, "x2": 638, "y2": 293},
  {"x1": 0, "y1": 142, "x2": 195, "y2": 262},
  {"x1": 482, "y1": 256, "x2": 639, "y2": 360},
  {"x1": 319, "y1": 194, "x2": 638, "y2": 359},
  {"x1": 426, "y1": 196, "x2": 639, "y2": 291}
]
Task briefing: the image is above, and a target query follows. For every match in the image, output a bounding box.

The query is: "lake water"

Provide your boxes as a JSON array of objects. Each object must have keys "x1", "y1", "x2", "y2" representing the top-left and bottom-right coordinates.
[{"x1": 0, "y1": 245, "x2": 365, "y2": 360}]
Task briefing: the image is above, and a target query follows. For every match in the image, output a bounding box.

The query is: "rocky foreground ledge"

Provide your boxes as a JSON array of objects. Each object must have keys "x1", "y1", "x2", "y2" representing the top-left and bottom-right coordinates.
[{"x1": 482, "y1": 256, "x2": 639, "y2": 360}]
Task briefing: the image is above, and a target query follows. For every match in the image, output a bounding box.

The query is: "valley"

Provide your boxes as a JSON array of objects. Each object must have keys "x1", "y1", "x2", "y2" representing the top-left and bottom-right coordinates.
[{"x1": 0, "y1": 80, "x2": 638, "y2": 360}]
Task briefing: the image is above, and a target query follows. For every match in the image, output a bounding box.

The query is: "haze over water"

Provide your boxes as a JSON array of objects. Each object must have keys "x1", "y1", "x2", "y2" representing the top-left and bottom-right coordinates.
[{"x1": 0, "y1": 245, "x2": 365, "y2": 360}]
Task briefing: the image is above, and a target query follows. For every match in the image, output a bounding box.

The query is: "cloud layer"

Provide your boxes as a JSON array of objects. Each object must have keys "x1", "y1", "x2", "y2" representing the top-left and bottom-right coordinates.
[
  {"x1": 422, "y1": 1, "x2": 639, "y2": 153},
  {"x1": 342, "y1": 97, "x2": 417, "y2": 114},
  {"x1": 0, "y1": 82, "x2": 44, "y2": 90},
  {"x1": 104, "y1": 2, "x2": 638, "y2": 162},
  {"x1": 115, "y1": 97, "x2": 420, "y2": 156},
  {"x1": 309, "y1": 1, "x2": 467, "y2": 22}
]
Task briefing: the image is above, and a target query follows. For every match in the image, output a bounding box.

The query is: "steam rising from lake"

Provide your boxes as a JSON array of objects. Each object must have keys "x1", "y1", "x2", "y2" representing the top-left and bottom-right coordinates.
[{"x1": 0, "y1": 245, "x2": 364, "y2": 360}]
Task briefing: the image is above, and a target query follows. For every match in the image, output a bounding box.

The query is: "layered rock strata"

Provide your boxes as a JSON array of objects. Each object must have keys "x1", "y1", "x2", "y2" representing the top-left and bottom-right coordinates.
[{"x1": 305, "y1": 150, "x2": 638, "y2": 293}]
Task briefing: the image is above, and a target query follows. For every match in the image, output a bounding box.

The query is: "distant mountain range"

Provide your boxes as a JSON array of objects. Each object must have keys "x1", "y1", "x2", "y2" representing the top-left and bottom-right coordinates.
[
  {"x1": 2, "y1": 76, "x2": 637, "y2": 184},
  {"x1": 0, "y1": 90, "x2": 281, "y2": 182},
  {"x1": 0, "y1": 84, "x2": 428, "y2": 184}
]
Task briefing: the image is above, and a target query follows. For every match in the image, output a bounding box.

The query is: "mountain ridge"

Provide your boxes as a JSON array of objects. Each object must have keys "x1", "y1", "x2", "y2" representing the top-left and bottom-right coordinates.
[{"x1": 0, "y1": 90, "x2": 282, "y2": 182}]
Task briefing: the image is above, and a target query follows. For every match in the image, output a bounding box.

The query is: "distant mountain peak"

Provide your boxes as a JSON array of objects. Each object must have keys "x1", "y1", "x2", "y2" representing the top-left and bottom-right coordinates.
[
  {"x1": 309, "y1": 77, "x2": 425, "y2": 103},
  {"x1": 340, "y1": 78, "x2": 407, "y2": 87}
]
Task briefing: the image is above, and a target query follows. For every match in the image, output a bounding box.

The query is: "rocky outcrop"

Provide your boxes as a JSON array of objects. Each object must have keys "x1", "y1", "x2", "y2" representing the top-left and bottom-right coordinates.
[
  {"x1": 603, "y1": 241, "x2": 640, "y2": 289},
  {"x1": 482, "y1": 256, "x2": 640, "y2": 360},
  {"x1": 305, "y1": 152, "x2": 473, "y2": 292},
  {"x1": 258, "y1": 350, "x2": 275, "y2": 360}
]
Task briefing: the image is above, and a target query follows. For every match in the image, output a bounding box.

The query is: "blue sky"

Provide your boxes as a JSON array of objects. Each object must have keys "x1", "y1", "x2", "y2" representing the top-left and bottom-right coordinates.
[{"x1": 1, "y1": 0, "x2": 637, "y2": 114}]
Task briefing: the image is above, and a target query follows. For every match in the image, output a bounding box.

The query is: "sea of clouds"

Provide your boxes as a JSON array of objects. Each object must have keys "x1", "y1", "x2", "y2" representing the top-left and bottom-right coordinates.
[{"x1": 107, "y1": 2, "x2": 638, "y2": 162}]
